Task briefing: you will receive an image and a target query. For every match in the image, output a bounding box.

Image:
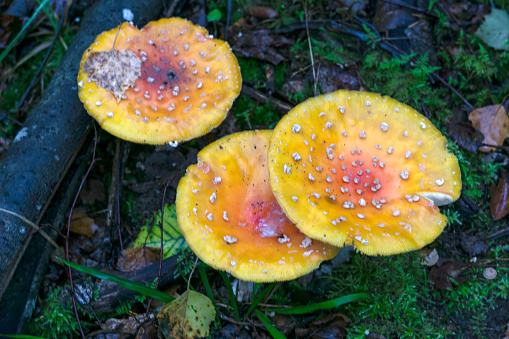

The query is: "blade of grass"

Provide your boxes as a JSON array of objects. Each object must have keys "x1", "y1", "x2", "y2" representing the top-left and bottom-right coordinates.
[
  {"x1": 246, "y1": 282, "x2": 277, "y2": 317},
  {"x1": 57, "y1": 257, "x2": 175, "y2": 303},
  {"x1": 254, "y1": 310, "x2": 286, "y2": 339},
  {"x1": 218, "y1": 271, "x2": 240, "y2": 320},
  {"x1": 0, "y1": 335, "x2": 47, "y2": 339},
  {"x1": 269, "y1": 293, "x2": 369, "y2": 314},
  {"x1": 198, "y1": 266, "x2": 215, "y2": 306},
  {"x1": 36, "y1": 0, "x2": 59, "y2": 31},
  {"x1": 0, "y1": 0, "x2": 50, "y2": 64}
]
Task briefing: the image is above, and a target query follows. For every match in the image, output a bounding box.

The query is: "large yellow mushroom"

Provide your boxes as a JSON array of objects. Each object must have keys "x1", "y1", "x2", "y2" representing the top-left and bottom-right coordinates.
[
  {"x1": 176, "y1": 130, "x2": 340, "y2": 282},
  {"x1": 268, "y1": 90, "x2": 462, "y2": 255},
  {"x1": 77, "y1": 18, "x2": 241, "y2": 145}
]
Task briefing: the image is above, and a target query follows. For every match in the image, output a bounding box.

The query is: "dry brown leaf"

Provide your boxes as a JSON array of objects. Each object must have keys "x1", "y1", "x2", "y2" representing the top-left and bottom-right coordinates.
[
  {"x1": 491, "y1": 171, "x2": 509, "y2": 220},
  {"x1": 429, "y1": 260, "x2": 469, "y2": 290},
  {"x1": 84, "y1": 49, "x2": 142, "y2": 102},
  {"x1": 116, "y1": 247, "x2": 160, "y2": 272},
  {"x1": 69, "y1": 212, "x2": 98, "y2": 238},
  {"x1": 468, "y1": 104, "x2": 509, "y2": 152},
  {"x1": 247, "y1": 6, "x2": 278, "y2": 19}
]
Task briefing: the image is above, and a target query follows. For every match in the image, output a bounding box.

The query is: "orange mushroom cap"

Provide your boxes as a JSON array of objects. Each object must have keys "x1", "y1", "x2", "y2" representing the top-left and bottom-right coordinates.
[
  {"x1": 176, "y1": 130, "x2": 339, "y2": 282},
  {"x1": 77, "y1": 18, "x2": 241, "y2": 145},
  {"x1": 268, "y1": 90, "x2": 462, "y2": 256}
]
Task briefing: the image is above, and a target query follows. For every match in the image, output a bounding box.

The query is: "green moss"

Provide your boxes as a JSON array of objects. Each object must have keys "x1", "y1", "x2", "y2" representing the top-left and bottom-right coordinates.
[
  {"x1": 27, "y1": 286, "x2": 94, "y2": 338},
  {"x1": 327, "y1": 252, "x2": 450, "y2": 338}
]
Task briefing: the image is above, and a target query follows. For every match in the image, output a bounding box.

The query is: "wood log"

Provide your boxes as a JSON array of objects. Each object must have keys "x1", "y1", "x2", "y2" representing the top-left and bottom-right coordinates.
[
  {"x1": 90, "y1": 257, "x2": 179, "y2": 314},
  {"x1": 0, "y1": 0, "x2": 165, "y2": 303}
]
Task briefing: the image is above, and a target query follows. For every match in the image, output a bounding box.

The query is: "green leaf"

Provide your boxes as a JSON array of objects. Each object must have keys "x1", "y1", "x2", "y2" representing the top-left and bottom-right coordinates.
[
  {"x1": 157, "y1": 290, "x2": 216, "y2": 338},
  {"x1": 0, "y1": 0, "x2": 50, "y2": 64},
  {"x1": 270, "y1": 293, "x2": 369, "y2": 314},
  {"x1": 207, "y1": 9, "x2": 222, "y2": 22},
  {"x1": 56, "y1": 257, "x2": 174, "y2": 303},
  {"x1": 254, "y1": 310, "x2": 287, "y2": 339},
  {"x1": 475, "y1": 8, "x2": 509, "y2": 51},
  {"x1": 131, "y1": 204, "x2": 188, "y2": 259}
]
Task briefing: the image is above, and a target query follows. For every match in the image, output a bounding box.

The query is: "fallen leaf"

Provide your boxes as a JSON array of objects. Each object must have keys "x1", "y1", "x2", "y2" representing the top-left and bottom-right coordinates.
[
  {"x1": 475, "y1": 8, "x2": 509, "y2": 51},
  {"x1": 229, "y1": 20, "x2": 293, "y2": 65},
  {"x1": 271, "y1": 314, "x2": 296, "y2": 336},
  {"x1": 84, "y1": 49, "x2": 142, "y2": 102},
  {"x1": 70, "y1": 212, "x2": 98, "y2": 238},
  {"x1": 99, "y1": 313, "x2": 156, "y2": 336},
  {"x1": 429, "y1": 260, "x2": 469, "y2": 290},
  {"x1": 468, "y1": 104, "x2": 509, "y2": 152},
  {"x1": 448, "y1": 121, "x2": 484, "y2": 153},
  {"x1": 157, "y1": 290, "x2": 215, "y2": 339},
  {"x1": 79, "y1": 178, "x2": 105, "y2": 205},
  {"x1": 491, "y1": 171, "x2": 509, "y2": 220},
  {"x1": 460, "y1": 234, "x2": 489, "y2": 257},
  {"x1": 420, "y1": 248, "x2": 439, "y2": 266},
  {"x1": 247, "y1": 6, "x2": 278, "y2": 19},
  {"x1": 116, "y1": 247, "x2": 160, "y2": 272},
  {"x1": 131, "y1": 204, "x2": 188, "y2": 259},
  {"x1": 296, "y1": 313, "x2": 351, "y2": 339}
]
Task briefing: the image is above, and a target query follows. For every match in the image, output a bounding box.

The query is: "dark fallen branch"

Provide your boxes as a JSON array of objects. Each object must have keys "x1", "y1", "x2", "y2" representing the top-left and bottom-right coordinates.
[
  {"x1": 0, "y1": 0, "x2": 166, "y2": 318},
  {"x1": 241, "y1": 85, "x2": 293, "y2": 113},
  {"x1": 90, "y1": 256, "x2": 179, "y2": 314}
]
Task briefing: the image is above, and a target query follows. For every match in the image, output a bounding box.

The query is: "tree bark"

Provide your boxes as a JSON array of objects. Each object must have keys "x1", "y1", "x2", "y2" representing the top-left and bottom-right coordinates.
[{"x1": 0, "y1": 0, "x2": 165, "y2": 302}]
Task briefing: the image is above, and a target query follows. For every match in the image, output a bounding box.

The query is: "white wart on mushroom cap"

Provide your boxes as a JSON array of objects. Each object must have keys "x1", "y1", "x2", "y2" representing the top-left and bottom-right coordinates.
[
  {"x1": 268, "y1": 90, "x2": 462, "y2": 255},
  {"x1": 176, "y1": 130, "x2": 339, "y2": 282},
  {"x1": 77, "y1": 18, "x2": 241, "y2": 145}
]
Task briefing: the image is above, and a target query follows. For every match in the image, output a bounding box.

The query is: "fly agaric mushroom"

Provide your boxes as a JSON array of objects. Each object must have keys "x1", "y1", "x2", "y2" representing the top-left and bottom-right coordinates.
[
  {"x1": 176, "y1": 130, "x2": 339, "y2": 282},
  {"x1": 77, "y1": 18, "x2": 241, "y2": 145},
  {"x1": 268, "y1": 90, "x2": 461, "y2": 255}
]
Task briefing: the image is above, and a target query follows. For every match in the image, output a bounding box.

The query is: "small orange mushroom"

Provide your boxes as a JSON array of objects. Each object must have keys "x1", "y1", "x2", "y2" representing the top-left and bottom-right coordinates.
[
  {"x1": 176, "y1": 130, "x2": 339, "y2": 282},
  {"x1": 77, "y1": 18, "x2": 241, "y2": 145},
  {"x1": 268, "y1": 90, "x2": 462, "y2": 255}
]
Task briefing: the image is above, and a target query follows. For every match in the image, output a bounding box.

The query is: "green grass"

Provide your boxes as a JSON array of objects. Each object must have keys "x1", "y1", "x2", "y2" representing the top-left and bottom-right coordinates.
[{"x1": 0, "y1": 22, "x2": 76, "y2": 139}]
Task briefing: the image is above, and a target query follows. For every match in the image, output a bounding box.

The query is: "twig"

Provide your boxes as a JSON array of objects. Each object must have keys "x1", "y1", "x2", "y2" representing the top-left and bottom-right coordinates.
[
  {"x1": 487, "y1": 226, "x2": 509, "y2": 240},
  {"x1": 146, "y1": 180, "x2": 173, "y2": 314},
  {"x1": 18, "y1": 0, "x2": 66, "y2": 110},
  {"x1": 107, "y1": 139, "x2": 123, "y2": 250},
  {"x1": 261, "y1": 282, "x2": 282, "y2": 306},
  {"x1": 241, "y1": 85, "x2": 293, "y2": 113},
  {"x1": 302, "y1": 0, "x2": 317, "y2": 96},
  {"x1": 0, "y1": 208, "x2": 58, "y2": 248},
  {"x1": 225, "y1": 0, "x2": 231, "y2": 42},
  {"x1": 218, "y1": 310, "x2": 264, "y2": 328},
  {"x1": 66, "y1": 123, "x2": 99, "y2": 339},
  {"x1": 187, "y1": 257, "x2": 199, "y2": 291}
]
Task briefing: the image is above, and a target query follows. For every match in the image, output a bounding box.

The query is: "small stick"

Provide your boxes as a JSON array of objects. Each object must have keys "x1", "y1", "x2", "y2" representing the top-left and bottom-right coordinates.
[
  {"x1": 0, "y1": 208, "x2": 58, "y2": 248},
  {"x1": 302, "y1": 0, "x2": 317, "y2": 96},
  {"x1": 66, "y1": 123, "x2": 99, "y2": 339}
]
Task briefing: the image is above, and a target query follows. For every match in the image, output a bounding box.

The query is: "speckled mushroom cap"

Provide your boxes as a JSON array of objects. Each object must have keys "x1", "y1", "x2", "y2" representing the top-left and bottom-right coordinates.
[
  {"x1": 77, "y1": 18, "x2": 241, "y2": 145},
  {"x1": 268, "y1": 90, "x2": 462, "y2": 256},
  {"x1": 176, "y1": 130, "x2": 339, "y2": 282}
]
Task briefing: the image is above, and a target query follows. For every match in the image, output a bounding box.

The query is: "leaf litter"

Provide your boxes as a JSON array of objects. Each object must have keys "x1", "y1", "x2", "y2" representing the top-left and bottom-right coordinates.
[{"x1": 83, "y1": 49, "x2": 141, "y2": 102}]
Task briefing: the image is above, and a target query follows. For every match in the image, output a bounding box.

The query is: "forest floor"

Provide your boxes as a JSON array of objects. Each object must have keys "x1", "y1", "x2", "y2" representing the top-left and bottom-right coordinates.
[{"x1": 1, "y1": 0, "x2": 509, "y2": 338}]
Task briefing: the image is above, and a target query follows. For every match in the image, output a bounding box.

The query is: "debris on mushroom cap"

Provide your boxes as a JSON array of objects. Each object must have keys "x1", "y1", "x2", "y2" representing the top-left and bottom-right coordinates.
[
  {"x1": 268, "y1": 90, "x2": 462, "y2": 256},
  {"x1": 176, "y1": 130, "x2": 340, "y2": 282},
  {"x1": 77, "y1": 18, "x2": 241, "y2": 145}
]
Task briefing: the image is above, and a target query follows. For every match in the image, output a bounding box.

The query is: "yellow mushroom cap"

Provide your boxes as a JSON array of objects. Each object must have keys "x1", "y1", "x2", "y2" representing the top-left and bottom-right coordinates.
[
  {"x1": 268, "y1": 90, "x2": 462, "y2": 256},
  {"x1": 77, "y1": 18, "x2": 241, "y2": 145},
  {"x1": 176, "y1": 130, "x2": 340, "y2": 282}
]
